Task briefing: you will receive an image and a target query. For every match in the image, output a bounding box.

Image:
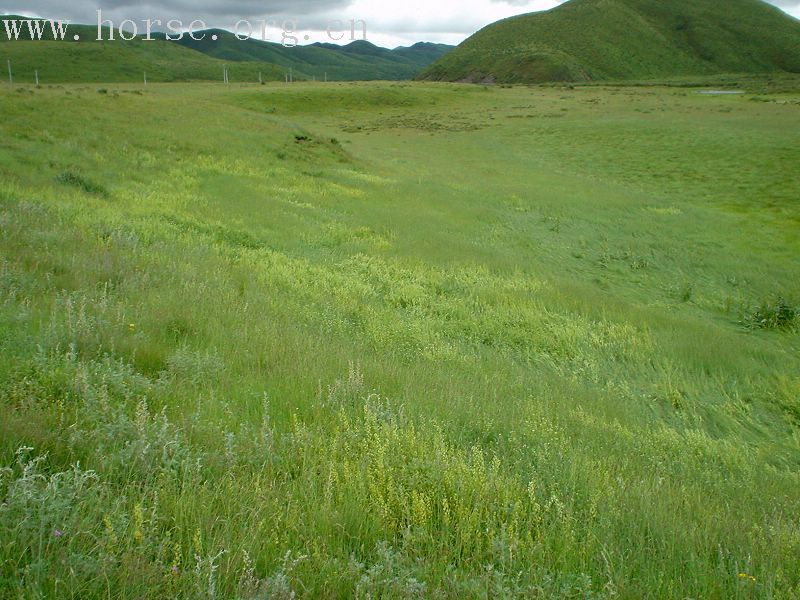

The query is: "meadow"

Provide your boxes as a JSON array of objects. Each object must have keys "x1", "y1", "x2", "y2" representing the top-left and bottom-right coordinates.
[
  {"x1": 0, "y1": 37, "x2": 285, "y2": 84},
  {"x1": 0, "y1": 78, "x2": 799, "y2": 598}
]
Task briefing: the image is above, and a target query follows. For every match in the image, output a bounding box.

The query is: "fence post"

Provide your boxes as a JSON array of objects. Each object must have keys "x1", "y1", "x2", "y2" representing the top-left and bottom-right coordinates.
[
  {"x1": 35, "y1": 69, "x2": 39, "y2": 86},
  {"x1": 7, "y1": 59, "x2": 12, "y2": 85}
]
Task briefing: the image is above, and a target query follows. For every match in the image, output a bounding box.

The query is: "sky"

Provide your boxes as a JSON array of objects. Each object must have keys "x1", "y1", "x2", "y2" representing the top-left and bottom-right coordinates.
[{"x1": 2, "y1": 0, "x2": 799, "y2": 48}]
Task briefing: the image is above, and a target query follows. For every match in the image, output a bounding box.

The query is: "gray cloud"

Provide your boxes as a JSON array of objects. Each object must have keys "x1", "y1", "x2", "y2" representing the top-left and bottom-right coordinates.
[
  {"x1": 771, "y1": 0, "x2": 800, "y2": 15},
  {"x1": 492, "y1": 0, "x2": 535, "y2": 5},
  {"x1": 490, "y1": 0, "x2": 800, "y2": 16},
  {"x1": 2, "y1": 0, "x2": 352, "y2": 26},
  {"x1": 2, "y1": 0, "x2": 798, "y2": 44}
]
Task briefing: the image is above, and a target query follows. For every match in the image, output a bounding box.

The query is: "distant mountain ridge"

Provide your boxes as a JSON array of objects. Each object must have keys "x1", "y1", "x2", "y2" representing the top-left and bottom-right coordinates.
[
  {"x1": 171, "y1": 30, "x2": 454, "y2": 81},
  {"x1": 0, "y1": 15, "x2": 453, "y2": 82},
  {"x1": 420, "y1": 0, "x2": 800, "y2": 83}
]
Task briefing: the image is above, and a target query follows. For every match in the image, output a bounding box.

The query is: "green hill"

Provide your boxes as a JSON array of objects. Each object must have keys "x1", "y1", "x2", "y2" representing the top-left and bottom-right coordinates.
[
  {"x1": 420, "y1": 0, "x2": 800, "y2": 83},
  {"x1": 173, "y1": 30, "x2": 453, "y2": 81},
  {"x1": 0, "y1": 17, "x2": 284, "y2": 83}
]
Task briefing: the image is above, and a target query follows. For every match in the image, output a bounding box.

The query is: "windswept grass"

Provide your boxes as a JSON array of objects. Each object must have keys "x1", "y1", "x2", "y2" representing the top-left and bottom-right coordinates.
[{"x1": 1, "y1": 81, "x2": 799, "y2": 598}]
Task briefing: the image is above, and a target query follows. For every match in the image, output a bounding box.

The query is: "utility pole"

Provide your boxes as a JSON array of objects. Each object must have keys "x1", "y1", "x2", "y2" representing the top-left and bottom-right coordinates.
[
  {"x1": 289, "y1": 67, "x2": 293, "y2": 83},
  {"x1": 324, "y1": 72, "x2": 327, "y2": 83},
  {"x1": 143, "y1": 72, "x2": 147, "y2": 86},
  {"x1": 35, "y1": 69, "x2": 39, "y2": 86},
  {"x1": 223, "y1": 65, "x2": 229, "y2": 84},
  {"x1": 7, "y1": 59, "x2": 12, "y2": 85},
  {"x1": 258, "y1": 71, "x2": 262, "y2": 84}
]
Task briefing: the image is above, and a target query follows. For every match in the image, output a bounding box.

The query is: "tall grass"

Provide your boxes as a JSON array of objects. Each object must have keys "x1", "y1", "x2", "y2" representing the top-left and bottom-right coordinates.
[{"x1": 1, "y1": 81, "x2": 799, "y2": 598}]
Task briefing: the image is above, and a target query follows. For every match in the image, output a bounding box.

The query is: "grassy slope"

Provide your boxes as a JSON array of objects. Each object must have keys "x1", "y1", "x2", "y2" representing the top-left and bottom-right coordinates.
[
  {"x1": 1, "y1": 80, "x2": 799, "y2": 597},
  {"x1": 176, "y1": 31, "x2": 454, "y2": 81},
  {"x1": 0, "y1": 18, "x2": 284, "y2": 83},
  {"x1": 421, "y1": 0, "x2": 800, "y2": 83}
]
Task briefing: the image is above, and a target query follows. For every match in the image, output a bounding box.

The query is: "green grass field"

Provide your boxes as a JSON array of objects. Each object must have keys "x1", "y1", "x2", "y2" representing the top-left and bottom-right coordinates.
[
  {"x1": 1, "y1": 79, "x2": 799, "y2": 598},
  {"x1": 0, "y1": 38, "x2": 285, "y2": 84}
]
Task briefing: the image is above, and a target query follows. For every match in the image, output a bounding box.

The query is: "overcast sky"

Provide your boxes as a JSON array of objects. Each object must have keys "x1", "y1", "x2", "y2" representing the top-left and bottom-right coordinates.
[{"x1": 3, "y1": 0, "x2": 799, "y2": 48}]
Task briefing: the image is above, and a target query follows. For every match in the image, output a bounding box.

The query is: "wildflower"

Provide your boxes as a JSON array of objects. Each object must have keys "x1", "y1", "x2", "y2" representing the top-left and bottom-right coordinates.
[
  {"x1": 133, "y1": 504, "x2": 144, "y2": 545},
  {"x1": 171, "y1": 565, "x2": 180, "y2": 575},
  {"x1": 128, "y1": 323, "x2": 136, "y2": 332},
  {"x1": 738, "y1": 573, "x2": 757, "y2": 582},
  {"x1": 53, "y1": 529, "x2": 64, "y2": 538}
]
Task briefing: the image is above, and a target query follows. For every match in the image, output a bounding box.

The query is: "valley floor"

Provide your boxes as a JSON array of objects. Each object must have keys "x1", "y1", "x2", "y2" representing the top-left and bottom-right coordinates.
[{"x1": 1, "y1": 79, "x2": 799, "y2": 598}]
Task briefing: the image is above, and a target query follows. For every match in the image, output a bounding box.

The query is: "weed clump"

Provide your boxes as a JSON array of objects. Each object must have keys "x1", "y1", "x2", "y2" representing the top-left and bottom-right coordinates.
[
  {"x1": 55, "y1": 171, "x2": 108, "y2": 197},
  {"x1": 744, "y1": 298, "x2": 798, "y2": 330}
]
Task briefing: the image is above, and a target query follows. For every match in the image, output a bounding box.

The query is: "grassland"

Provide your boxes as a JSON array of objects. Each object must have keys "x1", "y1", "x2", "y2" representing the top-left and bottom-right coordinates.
[
  {"x1": 0, "y1": 17, "x2": 290, "y2": 84},
  {"x1": 421, "y1": 0, "x2": 800, "y2": 83},
  {"x1": 1, "y1": 78, "x2": 799, "y2": 598},
  {"x1": 0, "y1": 40, "x2": 285, "y2": 84}
]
